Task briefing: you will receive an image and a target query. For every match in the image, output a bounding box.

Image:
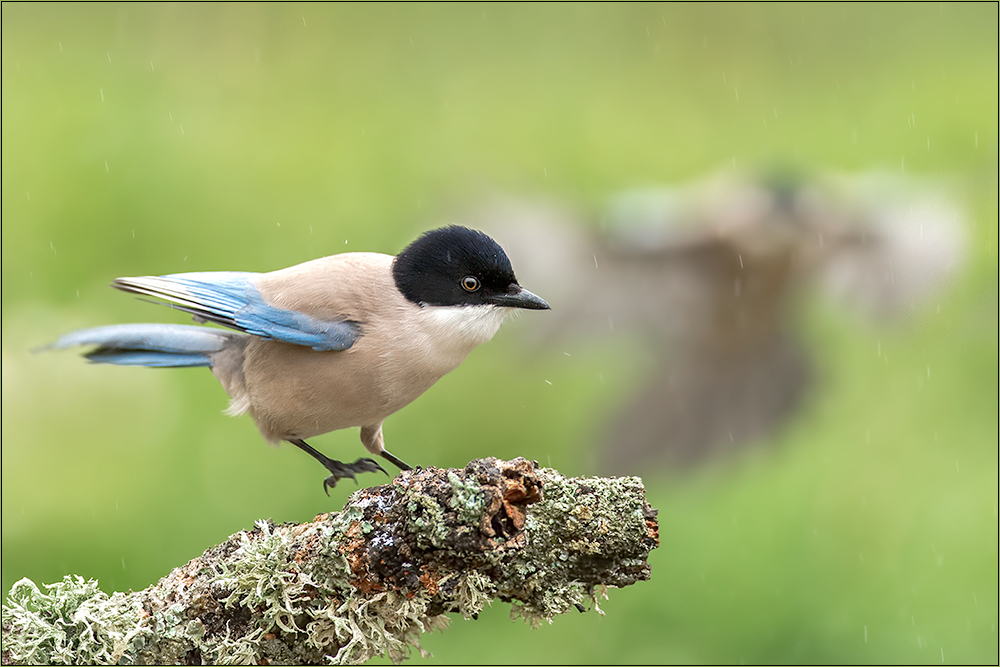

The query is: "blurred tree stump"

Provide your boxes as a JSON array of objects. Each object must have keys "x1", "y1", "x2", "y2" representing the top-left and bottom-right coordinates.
[{"x1": 1, "y1": 458, "x2": 658, "y2": 665}]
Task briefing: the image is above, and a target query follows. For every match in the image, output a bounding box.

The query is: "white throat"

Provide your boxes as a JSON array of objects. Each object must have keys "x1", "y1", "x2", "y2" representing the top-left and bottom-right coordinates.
[{"x1": 417, "y1": 304, "x2": 511, "y2": 350}]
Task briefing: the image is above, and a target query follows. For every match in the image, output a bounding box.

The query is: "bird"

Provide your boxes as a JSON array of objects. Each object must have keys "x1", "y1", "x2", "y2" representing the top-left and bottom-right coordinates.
[
  {"x1": 45, "y1": 225, "x2": 550, "y2": 493},
  {"x1": 475, "y1": 168, "x2": 965, "y2": 470}
]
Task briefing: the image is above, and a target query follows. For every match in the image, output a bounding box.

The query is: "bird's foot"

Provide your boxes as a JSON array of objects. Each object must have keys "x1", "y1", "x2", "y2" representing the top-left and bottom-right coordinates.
[{"x1": 322, "y1": 457, "x2": 387, "y2": 495}]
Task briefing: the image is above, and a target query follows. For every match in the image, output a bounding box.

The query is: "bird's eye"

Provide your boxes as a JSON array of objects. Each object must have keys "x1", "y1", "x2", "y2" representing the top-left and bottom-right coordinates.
[{"x1": 461, "y1": 276, "x2": 480, "y2": 292}]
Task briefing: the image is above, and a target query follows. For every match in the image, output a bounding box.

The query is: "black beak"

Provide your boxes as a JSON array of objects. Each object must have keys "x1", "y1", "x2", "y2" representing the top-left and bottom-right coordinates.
[{"x1": 489, "y1": 285, "x2": 551, "y2": 310}]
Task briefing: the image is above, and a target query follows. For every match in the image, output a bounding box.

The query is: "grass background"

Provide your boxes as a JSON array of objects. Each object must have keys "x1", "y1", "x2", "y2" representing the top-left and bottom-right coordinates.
[{"x1": 2, "y1": 3, "x2": 997, "y2": 663}]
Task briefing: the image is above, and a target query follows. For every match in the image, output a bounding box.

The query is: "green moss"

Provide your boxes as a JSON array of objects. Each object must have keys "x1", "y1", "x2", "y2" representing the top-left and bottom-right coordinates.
[
  {"x1": 4, "y1": 463, "x2": 656, "y2": 665},
  {"x1": 305, "y1": 590, "x2": 448, "y2": 665},
  {"x1": 1, "y1": 575, "x2": 150, "y2": 665},
  {"x1": 216, "y1": 520, "x2": 305, "y2": 635},
  {"x1": 406, "y1": 493, "x2": 450, "y2": 550},
  {"x1": 502, "y1": 469, "x2": 650, "y2": 622},
  {"x1": 447, "y1": 471, "x2": 486, "y2": 527},
  {"x1": 450, "y1": 572, "x2": 495, "y2": 620}
]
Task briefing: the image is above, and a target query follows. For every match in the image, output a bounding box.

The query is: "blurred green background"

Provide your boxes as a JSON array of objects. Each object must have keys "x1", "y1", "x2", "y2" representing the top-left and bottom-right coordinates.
[{"x1": 2, "y1": 3, "x2": 997, "y2": 664}]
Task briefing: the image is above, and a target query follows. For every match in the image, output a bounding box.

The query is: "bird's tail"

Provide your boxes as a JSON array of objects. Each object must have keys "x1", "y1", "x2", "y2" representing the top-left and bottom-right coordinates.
[{"x1": 41, "y1": 323, "x2": 237, "y2": 367}]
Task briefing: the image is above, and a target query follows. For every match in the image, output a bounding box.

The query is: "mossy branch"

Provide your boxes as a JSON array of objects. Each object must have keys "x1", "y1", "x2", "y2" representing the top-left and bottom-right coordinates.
[{"x1": 2, "y1": 458, "x2": 659, "y2": 665}]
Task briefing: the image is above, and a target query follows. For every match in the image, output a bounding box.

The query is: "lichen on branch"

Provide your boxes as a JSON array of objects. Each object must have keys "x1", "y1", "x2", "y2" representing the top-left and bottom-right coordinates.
[{"x1": 2, "y1": 458, "x2": 659, "y2": 665}]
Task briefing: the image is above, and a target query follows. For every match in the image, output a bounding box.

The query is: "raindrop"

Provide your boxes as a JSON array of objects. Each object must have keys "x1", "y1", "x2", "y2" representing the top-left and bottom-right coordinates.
[
  {"x1": 563, "y1": 352, "x2": 571, "y2": 357},
  {"x1": 107, "y1": 52, "x2": 111, "y2": 63},
  {"x1": 150, "y1": 61, "x2": 154, "y2": 72},
  {"x1": 26, "y1": 191, "x2": 30, "y2": 201},
  {"x1": 593, "y1": 254, "x2": 599, "y2": 269},
  {"x1": 105, "y1": 161, "x2": 109, "y2": 172},
  {"x1": 864, "y1": 625, "x2": 868, "y2": 643},
  {"x1": 544, "y1": 380, "x2": 552, "y2": 386},
  {"x1": 121, "y1": 558, "x2": 126, "y2": 570},
  {"x1": 309, "y1": 225, "x2": 313, "y2": 234},
  {"x1": 734, "y1": 278, "x2": 741, "y2": 297},
  {"x1": 738, "y1": 254, "x2": 743, "y2": 269},
  {"x1": 59, "y1": 42, "x2": 62, "y2": 51},
  {"x1": 180, "y1": 125, "x2": 184, "y2": 135},
  {"x1": 302, "y1": 16, "x2": 307, "y2": 27},
  {"x1": 544, "y1": 167, "x2": 548, "y2": 177},
  {"x1": 734, "y1": 87, "x2": 739, "y2": 102},
  {"x1": 974, "y1": 132, "x2": 978, "y2": 148},
  {"x1": 100, "y1": 88, "x2": 104, "y2": 102}
]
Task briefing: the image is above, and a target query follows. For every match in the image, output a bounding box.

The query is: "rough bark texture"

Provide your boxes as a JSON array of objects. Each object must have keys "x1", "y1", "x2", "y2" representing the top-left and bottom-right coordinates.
[{"x1": 2, "y1": 457, "x2": 659, "y2": 665}]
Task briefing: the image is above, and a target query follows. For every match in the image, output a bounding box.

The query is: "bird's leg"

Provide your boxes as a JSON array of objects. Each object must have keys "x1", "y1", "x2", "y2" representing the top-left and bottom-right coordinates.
[
  {"x1": 287, "y1": 438, "x2": 386, "y2": 496},
  {"x1": 380, "y1": 449, "x2": 413, "y2": 471},
  {"x1": 360, "y1": 424, "x2": 413, "y2": 471}
]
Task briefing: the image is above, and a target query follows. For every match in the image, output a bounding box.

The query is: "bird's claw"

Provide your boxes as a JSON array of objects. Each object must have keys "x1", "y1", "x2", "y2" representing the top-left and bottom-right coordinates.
[{"x1": 321, "y1": 457, "x2": 387, "y2": 495}]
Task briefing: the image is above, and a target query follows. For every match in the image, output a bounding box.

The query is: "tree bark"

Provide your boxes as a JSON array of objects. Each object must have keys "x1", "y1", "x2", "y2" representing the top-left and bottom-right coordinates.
[{"x1": 2, "y1": 457, "x2": 659, "y2": 665}]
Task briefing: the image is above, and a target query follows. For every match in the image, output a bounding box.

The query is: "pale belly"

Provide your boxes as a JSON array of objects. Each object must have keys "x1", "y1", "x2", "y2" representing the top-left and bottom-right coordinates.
[{"x1": 240, "y1": 336, "x2": 466, "y2": 442}]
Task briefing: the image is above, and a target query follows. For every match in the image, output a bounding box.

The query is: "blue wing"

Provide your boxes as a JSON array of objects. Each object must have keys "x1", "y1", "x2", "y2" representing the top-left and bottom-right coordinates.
[{"x1": 112, "y1": 272, "x2": 361, "y2": 352}]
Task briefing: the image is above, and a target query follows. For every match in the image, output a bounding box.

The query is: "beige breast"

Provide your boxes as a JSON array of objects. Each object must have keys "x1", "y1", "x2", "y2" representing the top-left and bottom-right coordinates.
[{"x1": 230, "y1": 252, "x2": 506, "y2": 442}]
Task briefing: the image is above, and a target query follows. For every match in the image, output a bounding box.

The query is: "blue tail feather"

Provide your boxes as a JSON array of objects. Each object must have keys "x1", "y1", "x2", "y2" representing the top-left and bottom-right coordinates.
[
  {"x1": 44, "y1": 323, "x2": 235, "y2": 368},
  {"x1": 84, "y1": 350, "x2": 215, "y2": 367}
]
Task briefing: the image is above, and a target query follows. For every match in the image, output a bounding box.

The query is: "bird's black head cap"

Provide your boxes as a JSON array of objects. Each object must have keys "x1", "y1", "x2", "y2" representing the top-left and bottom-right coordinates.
[{"x1": 393, "y1": 226, "x2": 546, "y2": 308}]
